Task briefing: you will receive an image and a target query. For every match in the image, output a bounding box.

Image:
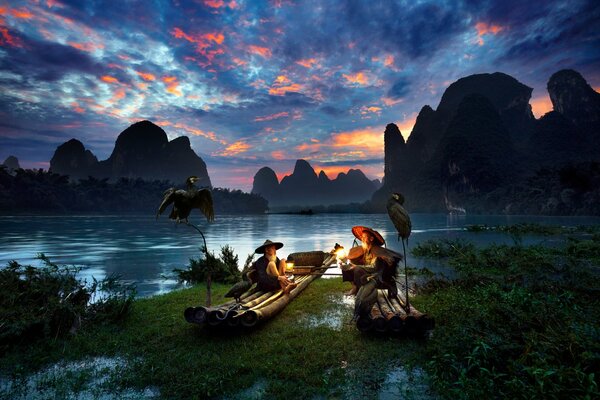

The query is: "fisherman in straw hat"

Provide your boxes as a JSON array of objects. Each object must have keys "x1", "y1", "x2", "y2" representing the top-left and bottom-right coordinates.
[
  {"x1": 251, "y1": 239, "x2": 297, "y2": 294},
  {"x1": 342, "y1": 226, "x2": 402, "y2": 296}
]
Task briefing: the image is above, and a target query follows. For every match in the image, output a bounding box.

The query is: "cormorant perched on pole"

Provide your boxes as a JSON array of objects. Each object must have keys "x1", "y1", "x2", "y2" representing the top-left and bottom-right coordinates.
[
  {"x1": 386, "y1": 192, "x2": 412, "y2": 310},
  {"x1": 156, "y1": 176, "x2": 214, "y2": 223}
]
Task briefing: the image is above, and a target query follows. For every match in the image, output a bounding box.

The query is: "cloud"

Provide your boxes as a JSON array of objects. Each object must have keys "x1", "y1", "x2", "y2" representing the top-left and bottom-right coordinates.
[
  {"x1": 0, "y1": 36, "x2": 102, "y2": 82},
  {"x1": 387, "y1": 78, "x2": 411, "y2": 99},
  {"x1": 254, "y1": 111, "x2": 289, "y2": 122},
  {"x1": 248, "y1": 45, "x2": 272, "y2": 58},
  {"x1": 215, "y1": 140, "x2": 251, "y2": 156}
]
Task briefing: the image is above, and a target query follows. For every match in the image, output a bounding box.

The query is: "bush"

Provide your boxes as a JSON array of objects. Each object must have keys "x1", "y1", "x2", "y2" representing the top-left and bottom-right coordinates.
[
  {"x1": 415, "y1": 237, "x2": 600, "y2": 399},
  {"x1": 0, "y1": 254, "x2": 135, "y2": 349},
  {"x1": 174, "y1": 246, "x2": 241, "y2": 284}
]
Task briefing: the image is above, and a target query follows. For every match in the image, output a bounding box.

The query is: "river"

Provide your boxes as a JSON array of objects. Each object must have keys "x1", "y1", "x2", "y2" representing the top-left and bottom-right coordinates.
[{"x1": 1, "y1": 213, "x2": 599, "y2": 296}]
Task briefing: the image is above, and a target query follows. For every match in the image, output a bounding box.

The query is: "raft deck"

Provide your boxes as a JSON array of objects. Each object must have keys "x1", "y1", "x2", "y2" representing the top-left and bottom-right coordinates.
[{"x1": 184, "y1": 252, "x2": 336, "y2": 328}]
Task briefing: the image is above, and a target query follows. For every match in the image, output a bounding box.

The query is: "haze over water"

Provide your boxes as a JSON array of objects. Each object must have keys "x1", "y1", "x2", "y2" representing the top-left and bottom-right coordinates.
[{"x1": 1, "y1": 213, "x2": 599, "y2": 297}]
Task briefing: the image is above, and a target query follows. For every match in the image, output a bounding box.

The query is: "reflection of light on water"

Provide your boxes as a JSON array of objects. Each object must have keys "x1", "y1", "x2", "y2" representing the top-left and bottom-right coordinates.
[
  {"x1": 0, "y1": 356, "x2": 160, "y2": 399},
  {"x1": 377, "y1": 366, "x2": 434, "y2": 400},
  {"x1": 2, "y1": 213, "x2": 600, "y2": 298},
  {"x1": 301, "y1": 294, "x2": 353, "y2": 330}
]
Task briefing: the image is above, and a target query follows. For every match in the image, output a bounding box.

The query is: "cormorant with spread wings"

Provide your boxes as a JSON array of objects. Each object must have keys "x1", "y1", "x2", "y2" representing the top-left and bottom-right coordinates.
[{"x1": 156, "y1": 176, "x2": 214, "y2": 223}]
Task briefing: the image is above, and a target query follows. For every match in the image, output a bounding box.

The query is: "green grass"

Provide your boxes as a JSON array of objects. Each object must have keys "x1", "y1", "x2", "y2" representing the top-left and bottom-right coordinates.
[
  {"x1": 3, "y1": 230, "x2": 600, "y2": 399},
  {"x1": 1, "y1": 278, "x2": 426, "y2": 399},
  {"x1": 412, "y1": 235, "x2": 600, "y2": 400}
]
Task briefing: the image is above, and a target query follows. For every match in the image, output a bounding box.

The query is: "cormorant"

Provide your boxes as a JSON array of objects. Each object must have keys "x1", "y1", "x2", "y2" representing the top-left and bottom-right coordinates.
[
  {"x1": 156, "y1": 176, "x2": 214, "y2": 223},
  {"x1": 386, "y1": 192, "x2": 411, "y2": 242},
  {"x1": 224, "y1": 273, "x2": 253, "y2": 303},
  {"x1": 386, "y1": 192, "x2": 412, "y2": 309}
]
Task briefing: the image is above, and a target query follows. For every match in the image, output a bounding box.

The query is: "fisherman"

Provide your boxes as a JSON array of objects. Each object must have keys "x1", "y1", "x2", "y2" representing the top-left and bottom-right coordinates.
[
  {"x1": 251, "y1": 239, "x2": 297, "y2": 294},
  {"x1": 342, "y1": 226, "x2": 401, "y2": 297}
]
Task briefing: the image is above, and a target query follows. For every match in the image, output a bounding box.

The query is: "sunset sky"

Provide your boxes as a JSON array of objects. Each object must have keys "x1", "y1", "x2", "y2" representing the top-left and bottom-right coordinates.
[{"x1": 1, "y1": 0, "x2": 599, "y2": 191}]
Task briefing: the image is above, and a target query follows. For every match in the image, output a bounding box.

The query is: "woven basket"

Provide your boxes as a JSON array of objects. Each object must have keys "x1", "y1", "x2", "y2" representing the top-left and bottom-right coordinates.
[{"x1": 286, "y1": 251, "x2": 327, "y2": 266}]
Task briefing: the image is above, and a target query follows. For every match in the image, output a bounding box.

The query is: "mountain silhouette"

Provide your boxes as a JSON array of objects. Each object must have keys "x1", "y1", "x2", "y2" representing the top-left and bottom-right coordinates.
[
  {"x1": 375, "y1": 69, "x2": 600, "y2": 214},
  {"x1": 49, "y1": 120, "x2": 211, "y2": 186},
  {"x1": 2, "y1": 155, "x2": 21, "y2": 173},
  {"x1": 252, "y1": 159, "x2": 379, "y2": 207}
]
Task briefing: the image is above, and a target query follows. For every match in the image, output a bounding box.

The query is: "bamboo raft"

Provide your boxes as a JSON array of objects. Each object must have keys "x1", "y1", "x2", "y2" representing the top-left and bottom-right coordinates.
[
  {"x1": 184, "y1": 251, "x2": 337, "y2": 328},
  {"x1": 355, "y1": 288, "x2": 434, "y2": 336}
]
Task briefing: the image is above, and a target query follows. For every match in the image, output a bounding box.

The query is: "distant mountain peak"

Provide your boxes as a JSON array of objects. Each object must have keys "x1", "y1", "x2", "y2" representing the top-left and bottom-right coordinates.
[
  {"x1": 49, "y1": 120, "x2": 211, "y2": 185},
  {"x1": 548, "y1": 69, "x2": 600, "y2": 126},
  {"x1": 252, "y1": 160, "x2": 378, "y2": 207}
]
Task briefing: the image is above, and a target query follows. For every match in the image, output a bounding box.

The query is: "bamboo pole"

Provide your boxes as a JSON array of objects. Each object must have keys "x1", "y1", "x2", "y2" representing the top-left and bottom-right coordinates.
[
  {"x1": 242, "y1": 255, "x2": 337, "y2": 327},
  {"x1": 370, "y1": 301, "x2": 388, "y2": 333},
  {"x1": 377, "y1": 290, "x2": 403, "y2": 333}
]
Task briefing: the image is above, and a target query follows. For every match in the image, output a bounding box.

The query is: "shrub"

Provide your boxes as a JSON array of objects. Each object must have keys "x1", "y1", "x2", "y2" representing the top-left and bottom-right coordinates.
[
  {"x1": 0, "y1": 254, "x2": 135, "y2": 349},
  {"x1": 174, "y1": 246, "x2": 241, "y2": 284}
]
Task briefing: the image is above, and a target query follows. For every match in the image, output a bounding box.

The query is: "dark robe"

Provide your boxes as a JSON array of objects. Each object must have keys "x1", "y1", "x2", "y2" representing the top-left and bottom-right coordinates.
[{"x1": 253, "y1": 255, "x2": 280, "y2": 292}]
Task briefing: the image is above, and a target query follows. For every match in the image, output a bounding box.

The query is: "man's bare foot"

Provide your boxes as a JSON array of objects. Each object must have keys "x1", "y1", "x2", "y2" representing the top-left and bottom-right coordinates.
[{"x1": 284, "y1": 282, "x2": 297, "y2": 294}]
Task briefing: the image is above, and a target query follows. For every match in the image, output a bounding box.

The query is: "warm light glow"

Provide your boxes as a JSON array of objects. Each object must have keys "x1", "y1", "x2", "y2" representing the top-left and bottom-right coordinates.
[
  {"x1": 286, "y1": 261, "x2": 294, "y2": 271},
  {"x1": 530, "y1": 94, "x2": 553, "y2": 118}
]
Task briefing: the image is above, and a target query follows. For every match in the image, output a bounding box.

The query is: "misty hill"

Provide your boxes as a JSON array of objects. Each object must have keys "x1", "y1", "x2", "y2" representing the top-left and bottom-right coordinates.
[
  {"x1": 50, "y1": 120, "x2": 211, "y2": 186},
  {"x1": 375, "y1": 69, "x2": 600, "y2": 214},
  {"x1": 252, "y1": 159, "x2": 381, "y2": 208}
]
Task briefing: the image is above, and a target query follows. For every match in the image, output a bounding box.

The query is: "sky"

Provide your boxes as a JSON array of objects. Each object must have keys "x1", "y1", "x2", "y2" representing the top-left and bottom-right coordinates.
[{"x1": 1, "y1": 0, "x2": 599, "y2": 191}]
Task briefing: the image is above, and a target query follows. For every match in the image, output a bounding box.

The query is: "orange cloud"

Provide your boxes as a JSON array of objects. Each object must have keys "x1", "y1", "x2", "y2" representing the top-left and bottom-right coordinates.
[
  {"x1": 172, "y1": 27, "x2": 195, "y2": 43},
  {"x1": 100, "y1": 75, "x2": 119, "y2": 84},
  {"x1": 0, "y1": 27, "x2": 22, "y2": 47},
  {"x1": 360, "y1": 106, "x2": 382, "y2": 116},
  {"x1": 381, "y1": 96, "x2": 403, "y2": 107},
  {"x1": 271, "y1": 150, "x2": 286, "y2": 160},
  {"x1": 71, "y1": 102, "x2": 85, "y2": 113},
  {"x1": 296, "y1": 58, "x2": 318, "y2": 68},
  {"x1": 218, "y1": 141, "x2": 251, "y2": 156},
  {"x1": 204, "y1": 0, "x2": 238, "y2": 9},
  {"x1": 274, "y1": 75, "x2": 290, "y2": 84},
  {"x1": 108, "y1": 88, "x2": 126, "y2": 105},
  {"x1": 68, "y1": 41, "x2": 104, "y2": 52},
  {"x1": 331, "y1": 127, "x2": 383, "y2": 155},
  {"x1": 254, "y1": 111, "x2": 289, "y2": 122},
  {"x1": 162, "y1": 76, "x2": 182, "y2": 96},
  {"x1": 269, "y1": 83, "x2": 303, "y2": 96},
  {"x1": 168, "y1": 122, "x2": 222, "y2": 143},
  {"x1": 475, "y1": 22, "x2": 504, "y2": 45},
  {"x1": 530, "y1": 94, "x2": 553, "y2": 118},
  {"x1": 137, "y1": 71, "x2": 156, "y2": 81},
  {"x1": 295, "y1": 142, "x2": 323, "y2": 153},
  {"x1": 384, "y1": 54, "x2": 394, "y2": 68},
  {"x1": 171, "y1": 27, "x2": 226, "y2": 66},
  {"x1": 343, "y1": 71, "x2": 374, "y2": 86},
  {"x1": 248, "y1": 45, "x2": 272, "y2": 58},
  {"x1": 10, "y1": 7, "x2": 34, "y2": 19}
]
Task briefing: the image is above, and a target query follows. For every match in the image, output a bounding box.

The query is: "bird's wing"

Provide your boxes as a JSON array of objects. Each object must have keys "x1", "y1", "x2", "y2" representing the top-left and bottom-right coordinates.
[
  {"x1": 157, "y1": 188, "x2": 176, "y2": 217},
  {"x1": 191, "y1": 188, "x2": 215, "y2": 222},
  {"x1": 386, "y1": 202, "x2": 412, "y2": 239}
]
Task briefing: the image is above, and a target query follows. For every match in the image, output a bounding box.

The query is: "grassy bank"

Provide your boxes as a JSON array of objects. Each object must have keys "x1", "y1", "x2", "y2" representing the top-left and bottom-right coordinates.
[
  {"x1": 2, "y1": 229, "x2": 600, "y2": 399},
  {"x1": 1, "y1": 278, "x2": 428, "y2": 399}
]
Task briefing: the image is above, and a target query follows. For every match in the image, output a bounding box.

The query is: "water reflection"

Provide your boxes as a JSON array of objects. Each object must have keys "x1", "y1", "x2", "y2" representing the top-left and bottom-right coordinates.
[{"x1": 1, "y1": 213, "x2": 599, "y2": 297}]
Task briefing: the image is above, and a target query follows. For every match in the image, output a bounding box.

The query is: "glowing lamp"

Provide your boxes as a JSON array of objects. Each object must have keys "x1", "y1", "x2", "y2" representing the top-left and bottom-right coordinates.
[{"x1": 286, "y1": 261, "x2": 295, "y2": 272}]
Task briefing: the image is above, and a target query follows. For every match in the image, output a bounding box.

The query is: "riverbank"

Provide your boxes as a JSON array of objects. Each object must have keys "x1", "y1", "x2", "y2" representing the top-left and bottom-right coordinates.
[
  {"x1": 2, "y1": 231, "x2": 599, "y2": 399},
  {"x1": 0, "y1": 278, "x2": 431, "y2": 399}
]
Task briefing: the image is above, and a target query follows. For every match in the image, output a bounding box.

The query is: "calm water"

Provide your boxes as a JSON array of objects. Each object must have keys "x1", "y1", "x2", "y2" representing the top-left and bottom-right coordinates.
[{"x1": 1, "y1": 213, "x2": 599, "y2": 297}]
